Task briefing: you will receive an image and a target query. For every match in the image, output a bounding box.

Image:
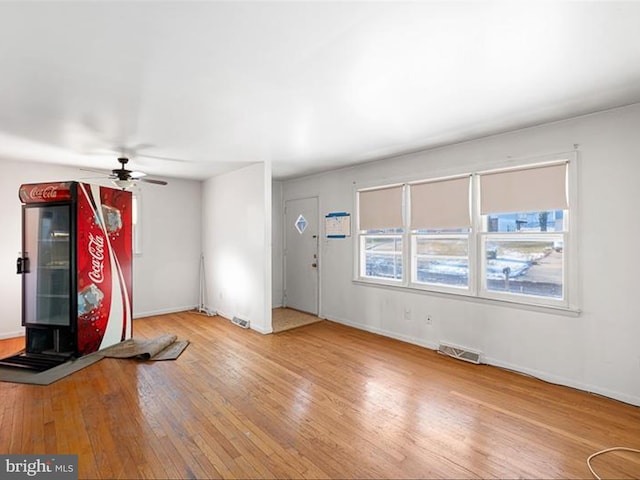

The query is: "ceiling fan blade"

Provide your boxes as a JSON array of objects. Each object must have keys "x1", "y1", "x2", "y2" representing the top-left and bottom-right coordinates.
[
  {"x1": 125, "y1": 142, "x2": 155, "y2": 153},
  {"x1": 77, "y1": 176, "x2": 113, "y2": 181},
  {"x1": 80, "y1": 167, "x2": 111, "y2": 175},
  {"x1": 135, "y1": 153, "x2": 196, "y2": 164},
  {"x1": 140, "y1": 178, "x2": 168, "y2": 186}
]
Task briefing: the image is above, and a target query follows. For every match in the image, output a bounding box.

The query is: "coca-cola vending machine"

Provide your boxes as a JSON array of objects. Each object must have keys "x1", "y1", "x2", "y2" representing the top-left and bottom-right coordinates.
[{"x1": 15, "y1": 181, "x2": 132, "y2": 362}]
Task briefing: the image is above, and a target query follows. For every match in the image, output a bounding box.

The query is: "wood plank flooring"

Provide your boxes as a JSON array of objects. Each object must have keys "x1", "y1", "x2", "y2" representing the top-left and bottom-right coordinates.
[{"x1": 0, "y1": 311, "x2": 639, "y2": 479}]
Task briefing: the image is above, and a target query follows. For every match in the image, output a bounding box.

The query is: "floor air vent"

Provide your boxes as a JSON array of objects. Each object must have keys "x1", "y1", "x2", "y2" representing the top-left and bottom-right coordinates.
[
  {"x1": 438, "y1": 342, "x2": 481, "y2": 364},
  {"x1": 231, "y1": 316, "x2": 250, "y2": 329}
]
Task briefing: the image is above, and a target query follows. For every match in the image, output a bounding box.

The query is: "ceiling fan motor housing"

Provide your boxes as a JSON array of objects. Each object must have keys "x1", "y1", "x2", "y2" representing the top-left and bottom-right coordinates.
[{"x1": 114, "y1": 157, "x2": 132, "y2": 180}]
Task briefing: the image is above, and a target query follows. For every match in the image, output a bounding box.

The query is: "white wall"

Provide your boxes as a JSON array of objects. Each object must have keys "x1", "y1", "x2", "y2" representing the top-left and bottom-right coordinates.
[
  {"x1": 202, "y1": 163, "x2": 272, "y2": 333},
  {"x1": 272, "y1": 180, "x2": 284, "y2": 307},
  {"x1": 278, "y1": 103, "x2": 640, "y2": 406},
  {"x1": 0, "y1": 159, "x2": 202, "y2": 338},
  {"x1": 132, "y1": 178, "x2": 202, "y2": 317}
]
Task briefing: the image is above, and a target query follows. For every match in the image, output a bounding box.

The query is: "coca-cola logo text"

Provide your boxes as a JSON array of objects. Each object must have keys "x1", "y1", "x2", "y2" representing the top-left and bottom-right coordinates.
[
  {"x1": 88, "y1": 233, "x2": 106, "y2": 284},
  {"x1": 29, "y1": 185, "x2": 58, "y2": 200}
]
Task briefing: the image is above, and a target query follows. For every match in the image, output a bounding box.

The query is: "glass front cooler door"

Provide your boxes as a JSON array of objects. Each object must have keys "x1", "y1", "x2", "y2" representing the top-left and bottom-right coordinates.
[{"x1": 23, "y1": 204, "x2": 71, "y2": 326}]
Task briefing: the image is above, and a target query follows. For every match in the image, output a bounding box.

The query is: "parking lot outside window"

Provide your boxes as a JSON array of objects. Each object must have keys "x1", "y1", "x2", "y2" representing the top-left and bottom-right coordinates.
[
  {"x1": 480, "y1": 213, "x2": 566, "y2": 302},
  {"x1": 411, "y1": 230, "x2": 470, "y2": 290}
]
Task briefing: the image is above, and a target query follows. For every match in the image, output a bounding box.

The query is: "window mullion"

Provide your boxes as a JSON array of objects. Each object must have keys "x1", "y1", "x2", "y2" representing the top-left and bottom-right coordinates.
[
  {"x1": 470, "y1": 174, "x2": 481, "y2": 296},
  {"x1": 403, "y1": 184, "x2": 411, "y2": 287}
]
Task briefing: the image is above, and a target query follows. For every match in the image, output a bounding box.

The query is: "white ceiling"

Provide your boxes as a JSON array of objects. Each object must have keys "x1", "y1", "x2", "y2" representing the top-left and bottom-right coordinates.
[{"x1": 0, "y1": 1, "x2": 639, "y2": 181}]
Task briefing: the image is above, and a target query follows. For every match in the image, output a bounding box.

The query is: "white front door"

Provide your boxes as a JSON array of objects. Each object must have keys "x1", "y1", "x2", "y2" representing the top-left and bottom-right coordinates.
[{"x1": 284, "y1": 197, "x2": 319, "y2": 315}]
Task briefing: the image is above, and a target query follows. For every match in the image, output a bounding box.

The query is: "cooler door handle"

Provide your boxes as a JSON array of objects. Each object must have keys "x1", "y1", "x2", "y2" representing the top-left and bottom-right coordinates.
[{"x1": 16, "y1": 256, "x2": 29, "y2": 274}]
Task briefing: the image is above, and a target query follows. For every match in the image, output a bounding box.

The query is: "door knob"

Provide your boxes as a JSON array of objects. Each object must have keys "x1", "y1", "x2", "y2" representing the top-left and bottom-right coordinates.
[{"x1": 311, "y1": 263, "x2": 317, "y2": 268}]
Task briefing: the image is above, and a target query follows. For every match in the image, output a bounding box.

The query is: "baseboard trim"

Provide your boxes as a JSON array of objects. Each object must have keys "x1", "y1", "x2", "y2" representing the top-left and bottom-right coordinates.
[
  {"x1": 0, "y1": 330, "x2": 25, "y2": 340},
  {"x1": 484, "y1": 356, "x2": 640, "y2": 407},
  {"x1": 134, "y1": 305, "x2": 198, "y2": 319},
  {"x1": 216, "y1": 309, "x2": 273, "y2": 335},
  {"x1": 251, "y1": 324, "x2": 273, "y2": 335},
  {"x1": 325, "y1": 314, "x2": 439, "y2": 351}
]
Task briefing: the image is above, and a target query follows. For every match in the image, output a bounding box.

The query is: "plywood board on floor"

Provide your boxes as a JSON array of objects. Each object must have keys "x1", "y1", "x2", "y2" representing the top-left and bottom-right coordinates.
[{"x1": 272, "y1": 307, "x2": 322, "y2": 333}]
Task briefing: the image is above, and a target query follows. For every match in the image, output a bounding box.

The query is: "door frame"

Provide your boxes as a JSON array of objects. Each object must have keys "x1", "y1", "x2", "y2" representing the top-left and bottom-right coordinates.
[{"x1": 283, "y1": 195, "x2": 320, "y2": 317}]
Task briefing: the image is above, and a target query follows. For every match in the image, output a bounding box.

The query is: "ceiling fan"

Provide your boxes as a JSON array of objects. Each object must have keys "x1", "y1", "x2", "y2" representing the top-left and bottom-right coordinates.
[{"x1": 88, "y1": 157, "x2": 168, "y2": 190}]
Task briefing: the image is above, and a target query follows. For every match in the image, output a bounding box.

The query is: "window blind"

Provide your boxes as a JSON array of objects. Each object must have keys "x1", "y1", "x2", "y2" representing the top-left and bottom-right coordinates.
[
  {"x1": 480, "y1": 163, "x2": 568, "y2": 214},
  {"x1": 410, "y1": 176, "x2": 470, "y2": 229},
  {"x1": 358, "y1": 185, "x2": 403, "y2": 230}
]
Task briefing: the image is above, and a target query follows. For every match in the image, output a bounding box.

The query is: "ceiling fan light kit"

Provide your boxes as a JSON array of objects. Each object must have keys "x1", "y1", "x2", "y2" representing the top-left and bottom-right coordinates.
[{"x1": 113, "y1": 178, "x2": 135, "y2": 190}]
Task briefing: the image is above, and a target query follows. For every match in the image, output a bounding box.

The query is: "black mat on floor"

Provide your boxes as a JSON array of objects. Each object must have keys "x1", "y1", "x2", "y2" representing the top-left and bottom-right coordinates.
[
  {"x1": 0, "y1": 352, "x2": 69, "y2": 372},
  {"x1": 0, "y1": 353, "x2": 103, "y2": 385}
]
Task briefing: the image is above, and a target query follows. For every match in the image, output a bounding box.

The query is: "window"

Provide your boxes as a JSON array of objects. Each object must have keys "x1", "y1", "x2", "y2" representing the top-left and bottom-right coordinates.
[
  {"x1": 355, "y1": 156, "x2": 576, "y2": 310},
  {"x1": 479, "y1": 163, "x2": 568, "y2": 306},
  {"x1": 482, "y1": 210, "x2": 565, "y2": 300},
  {"x1": 360, "y1": 230, "x2": 403, "y2": 281},
  {"x1": 358, "y1": 185, "x2": 404, "y2": 282},
  {"x1": 410, "y1": 176, "x2": 471, "y2": 291},
  {"x1": 412, "y1": 230, "x2": 470, "y2": 289},
  {"x1": 482, "y1": 232, "x2": 564, "y2": 299}
]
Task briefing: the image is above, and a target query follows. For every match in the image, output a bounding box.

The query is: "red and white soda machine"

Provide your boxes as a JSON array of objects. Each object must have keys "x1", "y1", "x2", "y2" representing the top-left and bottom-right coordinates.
[{"x1": 16, "y1": 181, "x2": 133, "y2": 359}]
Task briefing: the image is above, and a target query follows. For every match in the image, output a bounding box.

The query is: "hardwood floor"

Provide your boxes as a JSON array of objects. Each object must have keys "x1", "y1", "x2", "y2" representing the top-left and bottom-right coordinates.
[{"x1": 0, "y1": 311, "x2": 638, "y2": 479}]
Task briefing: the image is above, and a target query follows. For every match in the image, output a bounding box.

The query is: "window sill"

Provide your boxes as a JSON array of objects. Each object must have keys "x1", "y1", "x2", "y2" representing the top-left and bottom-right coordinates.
[{"x1": 352, "y1": 278, "x2": 581, "y2": 317}]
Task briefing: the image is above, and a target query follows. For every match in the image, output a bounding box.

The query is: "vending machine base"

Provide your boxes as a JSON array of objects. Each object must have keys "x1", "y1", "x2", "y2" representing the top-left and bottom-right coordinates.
[
  {"x1": 26, "y1": 325, "x2": 75, "y2": 356},
  {"x1": 0, "y1": 351, "x2": 70, "y2": 372}
]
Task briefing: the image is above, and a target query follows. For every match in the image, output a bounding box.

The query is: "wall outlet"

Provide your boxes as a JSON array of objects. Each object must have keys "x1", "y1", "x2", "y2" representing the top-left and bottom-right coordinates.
[
  {"x1": 403, "y1": 308, "x2": 411, "y2": 321},
  {"x1": 426, "y1": 315, "x2": 433, "y2": 325}
]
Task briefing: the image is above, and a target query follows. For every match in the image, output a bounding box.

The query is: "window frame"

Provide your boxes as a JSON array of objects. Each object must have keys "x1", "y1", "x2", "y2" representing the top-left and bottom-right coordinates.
[
  {"x1": 353, "y1": 152, "x2": 579, "y2": 313},
  {"x1": 356, "y1": 183, "x2": 407, "y2": 286}
]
